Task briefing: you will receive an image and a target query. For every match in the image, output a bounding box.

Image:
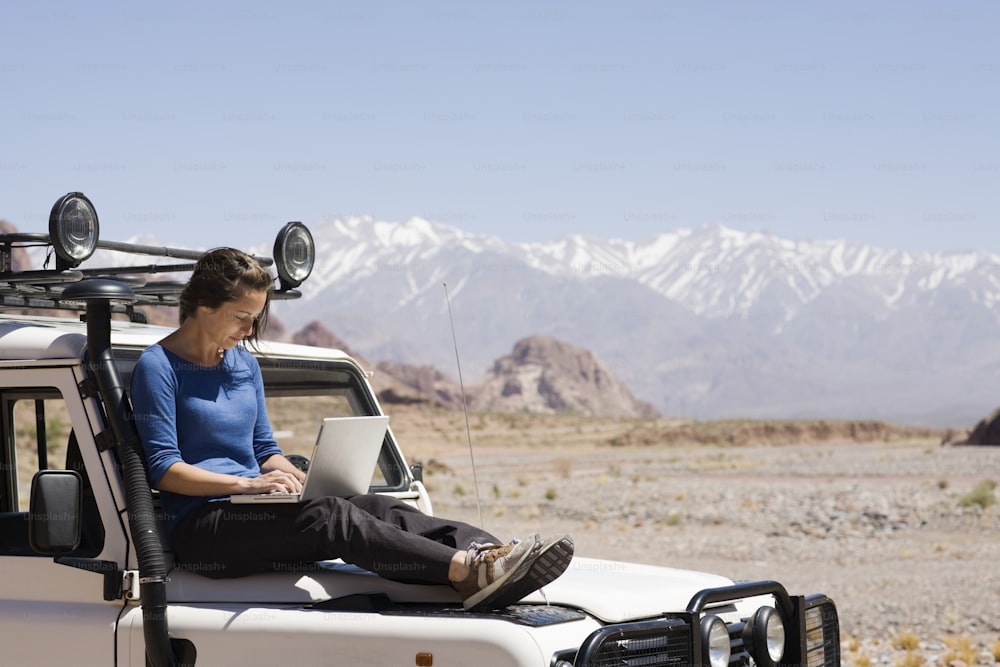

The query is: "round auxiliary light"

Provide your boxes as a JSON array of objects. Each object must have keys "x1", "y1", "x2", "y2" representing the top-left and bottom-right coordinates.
[
  {"x1": 701, "y1": 615, "x2": 731, "y2": 667},
  {"x1": 49, "y1": 192, "x2": 100, "y2": 268},
  {"x1": 742, "y1": 606, "x2": 786, "y2": 667},
  {"x1": 273, "y1": 221, "x2": 315, "y2": 289}
]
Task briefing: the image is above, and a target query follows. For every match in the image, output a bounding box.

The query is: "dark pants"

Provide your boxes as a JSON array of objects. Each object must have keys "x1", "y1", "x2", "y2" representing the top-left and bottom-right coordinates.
[{"x1": 170, "y1": 494, "x2": 500, "y2": 583}]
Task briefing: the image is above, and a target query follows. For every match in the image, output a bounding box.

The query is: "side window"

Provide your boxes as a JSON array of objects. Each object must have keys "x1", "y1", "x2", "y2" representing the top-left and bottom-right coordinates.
[
  {"x1": 1, "y1": 390, "x2": 71, "y2": 512},
  {"x1": 0, "y1": 388, "x2": 105, "y2": 557},
  {"x1": 0, "y1": 389, "x2": 81, "y2": 557}
]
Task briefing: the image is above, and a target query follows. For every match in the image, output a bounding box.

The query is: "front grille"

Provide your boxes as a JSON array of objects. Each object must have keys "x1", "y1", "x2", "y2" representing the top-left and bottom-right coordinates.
[
  {"x1": 804, "y1": 599, "x2": 841, "y2": 667},
  {"x1": 576, "y1": 617, "x2": 692, "y2": 666},
  {"x1": 573, "y1": 585, "x2": 842, "y2": 667}
]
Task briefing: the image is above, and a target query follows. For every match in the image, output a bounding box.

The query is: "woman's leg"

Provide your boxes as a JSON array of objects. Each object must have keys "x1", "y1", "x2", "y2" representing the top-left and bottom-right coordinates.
[
  {"x1": 170, "y1": 497, "x2": 462, "y2": 583},
  {"x1": 343, "y1": 493, "x2": 500, "y2": 550}
]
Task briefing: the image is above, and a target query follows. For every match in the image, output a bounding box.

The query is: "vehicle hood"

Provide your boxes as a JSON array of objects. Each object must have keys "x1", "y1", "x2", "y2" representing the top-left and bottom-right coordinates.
[
  {"x1": 166, "y1": 556, "x2": 734, "y2": 623},
  {"x1": 520, "y1": 557, "x2": 735, "y2": 622}
]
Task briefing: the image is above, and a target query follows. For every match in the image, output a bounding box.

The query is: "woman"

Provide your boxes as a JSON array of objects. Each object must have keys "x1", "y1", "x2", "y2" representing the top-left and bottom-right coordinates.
[{"x1": 130, "y1": 247, "x2": 573, "y2": 611}]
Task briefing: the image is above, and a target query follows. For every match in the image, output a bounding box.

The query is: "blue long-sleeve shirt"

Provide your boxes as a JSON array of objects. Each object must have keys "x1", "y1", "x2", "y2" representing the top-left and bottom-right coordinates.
[{"x1": 130, "y1": 344, "x2": 283, "y2": 536}]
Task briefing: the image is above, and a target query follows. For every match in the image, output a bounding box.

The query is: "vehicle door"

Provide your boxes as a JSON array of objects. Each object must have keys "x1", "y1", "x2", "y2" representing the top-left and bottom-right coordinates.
[{"x1": 0, "y1": 365, "x2": 127, "y2": 666}]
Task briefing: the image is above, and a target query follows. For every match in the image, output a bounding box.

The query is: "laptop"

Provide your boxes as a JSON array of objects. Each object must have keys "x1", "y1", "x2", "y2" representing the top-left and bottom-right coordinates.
[{"x1": 230, "y1": 415, "x2": 389, "y2": 504}]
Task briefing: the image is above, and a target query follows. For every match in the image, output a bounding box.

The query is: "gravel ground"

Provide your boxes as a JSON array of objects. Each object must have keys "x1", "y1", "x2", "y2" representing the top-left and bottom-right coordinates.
[{"x1": 419, "y1": 438, "x2": 1000, "y2": 666}]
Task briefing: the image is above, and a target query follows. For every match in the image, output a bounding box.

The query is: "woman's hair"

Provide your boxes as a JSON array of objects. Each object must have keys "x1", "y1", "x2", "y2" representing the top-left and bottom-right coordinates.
[{"x1": 178, "y1": 247, "x2": 274, "y2": 346}]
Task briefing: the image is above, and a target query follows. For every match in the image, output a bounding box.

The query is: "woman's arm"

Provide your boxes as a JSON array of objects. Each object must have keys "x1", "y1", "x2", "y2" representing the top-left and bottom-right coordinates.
[{"x1": 157, "y1": 460, "x2": 303, "y2": 496}]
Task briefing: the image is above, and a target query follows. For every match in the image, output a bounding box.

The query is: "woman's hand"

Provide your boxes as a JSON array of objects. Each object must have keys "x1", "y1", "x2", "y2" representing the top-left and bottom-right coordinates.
[
  {"x1": 240, "y1": 469, "x2": 303, "y2": 495},
  {"x1": 156, "y1": 461, "x2": 303, "y2": 497}
]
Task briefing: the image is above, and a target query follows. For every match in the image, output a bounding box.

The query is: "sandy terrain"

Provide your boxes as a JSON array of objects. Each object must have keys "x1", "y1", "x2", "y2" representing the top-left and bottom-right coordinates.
[{"x1": 386, "y1": 405, "x2": 1000, "y2": 665}]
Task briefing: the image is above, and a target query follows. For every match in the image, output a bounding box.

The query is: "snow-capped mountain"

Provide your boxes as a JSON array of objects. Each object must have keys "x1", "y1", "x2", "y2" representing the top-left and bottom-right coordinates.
[
  {"x1": 274, "y1": 217, "x2": 1000, "y2": 428},
  {"x1": 26, "y1": 217, "x2": 1000, "y2": 427},
  {"x1": 295, "y1": 217, "x2": 1000, "y2": 321}
]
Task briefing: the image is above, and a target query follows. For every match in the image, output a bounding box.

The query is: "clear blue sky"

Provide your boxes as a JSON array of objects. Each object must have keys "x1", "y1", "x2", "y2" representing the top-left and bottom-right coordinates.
[{"x1": 2, "y1": 1, "x2": 996, "y2": 254}]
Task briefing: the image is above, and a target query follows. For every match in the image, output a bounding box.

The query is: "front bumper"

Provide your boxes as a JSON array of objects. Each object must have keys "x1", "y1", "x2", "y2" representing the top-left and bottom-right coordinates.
[{"x1": 561, "y1": 580, "x2": 840, "y2": 667}]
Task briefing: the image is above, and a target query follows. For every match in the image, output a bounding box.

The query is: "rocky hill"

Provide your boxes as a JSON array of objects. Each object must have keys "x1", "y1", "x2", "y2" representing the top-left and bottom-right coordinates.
[
  {"x1": 291, "y1": 320, "x2": 359, "y2": 357},
  {"x1": 287, "y1": 322, "x2": 654, "y2": 418},
  {"x1": 288, "y1": 320, "x2": 437, "y2": 406},
  {"x1": 375, "y1": 360, "x2": 466, "y2": 409},
  {"x1": 469, "y1": 335, "x2": 658, "y2": 418}
]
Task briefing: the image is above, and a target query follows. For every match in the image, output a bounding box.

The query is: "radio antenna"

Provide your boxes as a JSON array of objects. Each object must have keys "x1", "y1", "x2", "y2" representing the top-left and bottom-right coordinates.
[{"x1": 443, "y1": 282, "x2": 484, "y2": 529}]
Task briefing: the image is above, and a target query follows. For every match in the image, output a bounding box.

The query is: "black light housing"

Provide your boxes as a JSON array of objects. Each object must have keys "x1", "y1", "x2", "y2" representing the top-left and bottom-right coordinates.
[
  {"x1": 700, "y1": 615, "x2": 731, "y2": 667},
  {"x1": 742, "y1": 606, "x2": 786, "y2": 667},
  {"x1": 60, "y1": 278, "x2": 136, "y2": 306},
  {"x1": 273, "y1": 221, "x2": 315, "y2": 290},
  {"x1": 49, "y1": 192, "x2": 100, "y2": 269}
]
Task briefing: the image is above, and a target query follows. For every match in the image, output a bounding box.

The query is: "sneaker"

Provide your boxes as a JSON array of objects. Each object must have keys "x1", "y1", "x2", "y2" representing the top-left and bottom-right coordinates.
[{"x1": 455, "y1": 533, "x2": 574, "y2": 611}]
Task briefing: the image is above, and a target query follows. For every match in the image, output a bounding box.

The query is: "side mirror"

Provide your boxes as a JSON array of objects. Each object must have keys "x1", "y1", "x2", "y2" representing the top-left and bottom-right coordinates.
[
  {"x1": 410, "y1": 463, "x2": 424, "y2": 483},
  {"x1": 29, "y1": 470, "x2": 82, "y2": 555}
]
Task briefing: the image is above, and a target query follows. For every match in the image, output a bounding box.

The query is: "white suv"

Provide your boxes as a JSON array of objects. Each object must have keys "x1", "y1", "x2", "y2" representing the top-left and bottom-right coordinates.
[{"x1": 0, "y1": 192, "x2": 840, "y2": 666}]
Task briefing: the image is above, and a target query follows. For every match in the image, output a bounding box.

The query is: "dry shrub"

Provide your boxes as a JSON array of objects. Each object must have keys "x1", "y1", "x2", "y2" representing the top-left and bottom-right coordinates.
[
  {"x1": 659, "y1": 511, "x2": 682, "y2": 527},
  {"x1": 893, "y1": 631, "x2": 920, "y2": 651},
  {"x1": 893, "y1": 652, "x2": 924, "y2": 667},
  {"x1": 941, "y1": 634, "x2": 977, "y2": 665},
  {"x1": 958, "y1": 479, "x2": 997, "y2": 509},
  {"x1": 554, "y1": 457, "x2": 573, "y2": 478},
  {"x1": 851, "y1": 654, "x2": 872, "y2": 667}
]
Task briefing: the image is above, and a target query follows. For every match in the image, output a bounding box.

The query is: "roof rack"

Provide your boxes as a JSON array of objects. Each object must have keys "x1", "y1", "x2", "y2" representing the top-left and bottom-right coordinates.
[{"x1": 0, "y1": 192, "x2": 315, "y2": 321}]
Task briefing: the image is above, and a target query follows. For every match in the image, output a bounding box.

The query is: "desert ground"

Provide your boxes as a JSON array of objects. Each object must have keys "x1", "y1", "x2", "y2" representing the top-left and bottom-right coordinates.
[{"x1": 385, "y1": 405, "x2": 1000, "y2": 666}]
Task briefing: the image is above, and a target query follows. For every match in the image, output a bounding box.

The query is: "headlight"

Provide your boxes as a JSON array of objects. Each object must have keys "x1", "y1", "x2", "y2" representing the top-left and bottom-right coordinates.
[
  {"x1": 700, "y1": 615, "x2": 731, "y2": 667},
  {"x1": 273, "y1": 221, "x2": 314, "y2": 289},
  {"x1": 743, "y1": 606, "x2": 786, "y2": 667},
  {"x1": 49, "y1": 192, "x2": 99, "y2": 268}
]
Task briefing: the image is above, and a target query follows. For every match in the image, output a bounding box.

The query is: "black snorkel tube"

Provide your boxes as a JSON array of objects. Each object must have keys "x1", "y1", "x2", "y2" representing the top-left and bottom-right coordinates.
[{"x1": 63, "y1": 279, "x2": 190, "y2": 667}]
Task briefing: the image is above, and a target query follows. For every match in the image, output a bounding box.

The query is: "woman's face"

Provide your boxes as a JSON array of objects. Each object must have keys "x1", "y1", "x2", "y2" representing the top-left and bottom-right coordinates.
[{"x1": 198, "y1": 289, "x2": 268, "y2": 352}]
